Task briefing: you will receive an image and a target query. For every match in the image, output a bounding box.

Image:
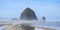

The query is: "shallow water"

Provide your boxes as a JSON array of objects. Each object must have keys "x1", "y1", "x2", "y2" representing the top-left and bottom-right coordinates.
[
  {"x1": 0, "y1": 20, "x2": 60, "y2": 30},
  {"x1": 38, "y1": 21, "x2": 60, "y2": 28},
  {"x1": 34, "y1": 27, "x2": 43, "y2": 30}
]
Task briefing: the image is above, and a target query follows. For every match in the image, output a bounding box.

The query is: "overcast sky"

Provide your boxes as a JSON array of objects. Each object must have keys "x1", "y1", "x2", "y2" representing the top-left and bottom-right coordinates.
[{"x1": 0, "y1": 0, "x2": 60, "y2": 20}]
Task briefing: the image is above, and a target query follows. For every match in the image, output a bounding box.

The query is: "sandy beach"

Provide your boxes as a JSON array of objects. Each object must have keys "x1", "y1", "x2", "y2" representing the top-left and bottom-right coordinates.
[
  {"x1": 0, "y1": 20, "x2": 60, "y2": 30},
  {"x1": 0, "y1": 22, "x2": 7, "y2": 27},
  {"x1": 0, "y1": 23, "x2": 56, "y2": 30}
]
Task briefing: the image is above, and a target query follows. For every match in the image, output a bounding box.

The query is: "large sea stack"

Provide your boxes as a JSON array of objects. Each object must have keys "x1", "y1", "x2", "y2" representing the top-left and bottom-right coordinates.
[{"x1": 20, "y1": 7, "x2": 37, "y2": 20}]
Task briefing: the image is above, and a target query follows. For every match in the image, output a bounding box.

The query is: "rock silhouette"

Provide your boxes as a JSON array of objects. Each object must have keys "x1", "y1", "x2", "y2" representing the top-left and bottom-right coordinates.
[
  {"x1": 42, "y1": 16, "x2": 46, "y2": 22},
  {"x1": 20, "y1": 7, "x2": 37, "y2": 20}
]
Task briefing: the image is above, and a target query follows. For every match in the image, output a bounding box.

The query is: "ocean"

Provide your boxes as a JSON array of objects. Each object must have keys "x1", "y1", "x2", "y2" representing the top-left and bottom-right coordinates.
[{"x1": 0, "y1": 20, "x2": 60, "y2": 30}]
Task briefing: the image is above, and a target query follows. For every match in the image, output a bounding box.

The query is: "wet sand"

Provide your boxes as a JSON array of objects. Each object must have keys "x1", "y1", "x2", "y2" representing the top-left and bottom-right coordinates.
[
  {"x1": 3, "y1": 25, "x2": 24, "y2": 30},
  {"x1": 33, "y1": 26, "x2": 56, "y2": 30},
  {"x1": 0, "y1": 20, "x2": 58, "y2": 30},
  {"x1": 0, "y1": 24, "x2": 57, "y2": 30},
  {"x1": 0, "y1": 23, "x2": 7, "y2": 27}
]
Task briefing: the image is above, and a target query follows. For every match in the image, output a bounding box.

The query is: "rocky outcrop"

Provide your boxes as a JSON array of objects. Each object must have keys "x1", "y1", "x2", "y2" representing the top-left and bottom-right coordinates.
[{"x1": 20, "y1": 7, "x2": 37, "y2": 20}]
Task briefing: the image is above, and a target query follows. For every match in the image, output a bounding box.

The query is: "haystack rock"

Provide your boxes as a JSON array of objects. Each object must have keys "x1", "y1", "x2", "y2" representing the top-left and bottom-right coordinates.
[{"x1": 20, "y1": 7, "x2": 38, "y2": 20}]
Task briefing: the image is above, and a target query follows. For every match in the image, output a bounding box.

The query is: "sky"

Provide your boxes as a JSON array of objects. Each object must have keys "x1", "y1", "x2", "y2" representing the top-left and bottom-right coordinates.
[{"x1": 0, "y1": 0, "x2": 60, "y2": 20}]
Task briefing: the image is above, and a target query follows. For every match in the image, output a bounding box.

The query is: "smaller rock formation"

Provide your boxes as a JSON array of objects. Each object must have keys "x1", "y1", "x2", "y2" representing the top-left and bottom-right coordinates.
[
  {"x1": 42, "y1": 16, "x2": 46, "y2": 22},
  {"x1": 12, "y1": 17, "x2": 17, "y2": 20},
  {"x1": 20, "y1": 7, "x2": 38, "y2": 20}
]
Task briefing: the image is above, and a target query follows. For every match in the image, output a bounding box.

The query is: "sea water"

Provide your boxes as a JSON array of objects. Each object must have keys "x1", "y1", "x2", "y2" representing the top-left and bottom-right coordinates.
[
  {"x1": 39, "y1": 21, "x2": 60, "y2": 28},
  {"x1": 0, "y1": 20, "x2": 60, "y2": 30}
]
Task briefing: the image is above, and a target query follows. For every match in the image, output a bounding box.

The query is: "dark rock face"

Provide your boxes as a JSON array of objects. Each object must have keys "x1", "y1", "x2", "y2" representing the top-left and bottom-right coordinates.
[
  {"x1": 20, "y1": 7, "x2": 37, "y2": 20},
  {"x1": 42, "y1": 16, "x2": 46, "y2": 22}
]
